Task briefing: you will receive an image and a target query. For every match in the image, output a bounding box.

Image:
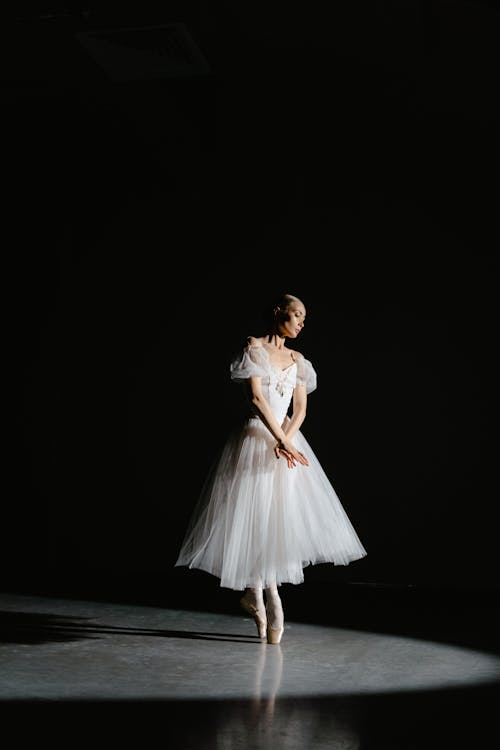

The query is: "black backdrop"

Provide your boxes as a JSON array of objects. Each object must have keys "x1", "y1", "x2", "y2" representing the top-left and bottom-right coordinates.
[{"x1": 5, "y1": 1, "x2": 498, "y2": 594}]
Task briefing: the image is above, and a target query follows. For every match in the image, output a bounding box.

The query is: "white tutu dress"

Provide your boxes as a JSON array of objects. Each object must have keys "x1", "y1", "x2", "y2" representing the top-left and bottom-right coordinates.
[{"x1": 174, "y1": 344, "x2": 367, "y2": 590}]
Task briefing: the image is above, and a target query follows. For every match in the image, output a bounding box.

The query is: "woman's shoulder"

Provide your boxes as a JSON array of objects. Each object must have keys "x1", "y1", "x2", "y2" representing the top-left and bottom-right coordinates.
[
  {"x1": 289, "y1": 348, "x2": 304, "y2": 361},
  {"x1": 246, "y1": 335, "x2": 266, "y2": 348}
]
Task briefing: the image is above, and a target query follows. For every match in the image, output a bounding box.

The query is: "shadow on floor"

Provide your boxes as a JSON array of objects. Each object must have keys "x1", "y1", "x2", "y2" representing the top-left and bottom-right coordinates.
[
  {"x1": 0, "y1": 609, "x2": 261, "y2": 645},
  {"x1": 5, "y1": 571, "x2": 499, "y2": 654}
]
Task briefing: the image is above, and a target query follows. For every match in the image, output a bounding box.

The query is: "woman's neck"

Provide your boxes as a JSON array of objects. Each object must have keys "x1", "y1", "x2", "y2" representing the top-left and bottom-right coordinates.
[{"x1": 267, "y1": 333, "x2": 286, "y2": 349}]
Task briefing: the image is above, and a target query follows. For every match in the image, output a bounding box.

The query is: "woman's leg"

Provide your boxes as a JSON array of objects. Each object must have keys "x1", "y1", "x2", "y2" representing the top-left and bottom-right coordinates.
[
  {"x1": 264, "y1": 583, "x2": 284, "y2": 645},
  {"x1": 240, "y1": 580, "x2": 266, "y2": 639}
]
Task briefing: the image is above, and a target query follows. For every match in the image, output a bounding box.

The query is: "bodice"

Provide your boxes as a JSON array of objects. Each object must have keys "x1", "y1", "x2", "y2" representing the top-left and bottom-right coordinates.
[{"x1": 230, "y1": 344, "x2": 317, "y2": 424}]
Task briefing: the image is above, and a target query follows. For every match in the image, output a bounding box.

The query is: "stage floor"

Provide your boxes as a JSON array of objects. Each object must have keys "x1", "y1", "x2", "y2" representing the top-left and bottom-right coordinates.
[{"x1": 1, "y1": 589, "x2": 499, "y2": 748}]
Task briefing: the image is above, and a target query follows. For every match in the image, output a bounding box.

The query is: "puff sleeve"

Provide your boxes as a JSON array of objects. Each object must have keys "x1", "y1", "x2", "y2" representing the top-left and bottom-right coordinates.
[
  {"x1": 230, "y1": 345, "x2": 269, "y2": 383},
  {"x1": 295, "y1": 356, "x2": 317, "y2": 394}
]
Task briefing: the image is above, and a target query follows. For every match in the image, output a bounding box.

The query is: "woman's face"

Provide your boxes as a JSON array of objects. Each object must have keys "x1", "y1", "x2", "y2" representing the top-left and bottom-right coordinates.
[{"x1": 280, "y1": 301, "x2": 306, "y2": 339}]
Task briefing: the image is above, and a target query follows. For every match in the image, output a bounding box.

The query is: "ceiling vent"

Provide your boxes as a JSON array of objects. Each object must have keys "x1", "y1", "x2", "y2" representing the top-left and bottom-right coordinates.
[{"x1": 75, "y1": 23, "x2": 211, "y2": 81}]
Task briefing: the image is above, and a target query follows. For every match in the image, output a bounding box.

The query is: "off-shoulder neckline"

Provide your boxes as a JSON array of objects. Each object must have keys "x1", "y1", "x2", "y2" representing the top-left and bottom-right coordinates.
[{"x1": 247, "y1": 343, "x2": 299, "y2": 372}]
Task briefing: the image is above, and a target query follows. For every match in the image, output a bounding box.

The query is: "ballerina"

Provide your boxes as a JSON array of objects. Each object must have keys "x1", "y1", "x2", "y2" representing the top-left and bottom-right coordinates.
[{"x1": 175, "y1": 293, "x2": 367, "y2": 644}]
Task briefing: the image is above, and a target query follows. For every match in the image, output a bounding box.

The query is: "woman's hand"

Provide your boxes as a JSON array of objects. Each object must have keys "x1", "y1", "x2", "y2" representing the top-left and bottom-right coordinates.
[{"x1": 274, "y1": 439, "x2": 309, "y2": 468}]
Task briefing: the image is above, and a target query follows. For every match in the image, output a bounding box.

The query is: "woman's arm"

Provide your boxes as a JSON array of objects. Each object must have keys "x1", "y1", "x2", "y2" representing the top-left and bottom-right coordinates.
[
  {"x1": 248, "y1": 376, "x2": 309, "y2": 467},
  {"x1": 283, "y1": 383, "x2": 307, "y2": 440}
]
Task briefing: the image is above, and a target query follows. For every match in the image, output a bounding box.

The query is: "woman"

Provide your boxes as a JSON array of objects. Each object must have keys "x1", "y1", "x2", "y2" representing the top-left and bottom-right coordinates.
[{"x1": 175, "y1": 293, "x2": 367, "y2": 644}]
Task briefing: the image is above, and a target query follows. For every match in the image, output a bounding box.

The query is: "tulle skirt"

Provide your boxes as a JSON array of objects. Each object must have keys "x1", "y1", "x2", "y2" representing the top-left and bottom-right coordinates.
[{"x1": 175, "y1": 417, "x2": 367, "y2": 590}]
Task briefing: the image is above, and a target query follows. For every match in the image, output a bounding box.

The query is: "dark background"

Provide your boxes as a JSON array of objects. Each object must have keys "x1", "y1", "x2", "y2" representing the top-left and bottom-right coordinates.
[{"x1": 5, "y1": 1, "x2": 498, "y2": 599}]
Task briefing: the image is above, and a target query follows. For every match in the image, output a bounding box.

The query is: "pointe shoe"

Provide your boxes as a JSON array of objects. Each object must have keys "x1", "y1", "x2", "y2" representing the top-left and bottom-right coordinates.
[
  {"x1": 240, "y1": 594, "x2": 267, "y2": 640},
  {"x1": 266, "y1": 602, "x2": 284, "y2": 645}
]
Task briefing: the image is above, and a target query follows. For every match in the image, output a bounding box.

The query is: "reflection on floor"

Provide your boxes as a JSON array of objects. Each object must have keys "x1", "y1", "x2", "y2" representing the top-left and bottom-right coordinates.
[{"x1": 1, "y1": 587, "x2": 499, "y2": 749}]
